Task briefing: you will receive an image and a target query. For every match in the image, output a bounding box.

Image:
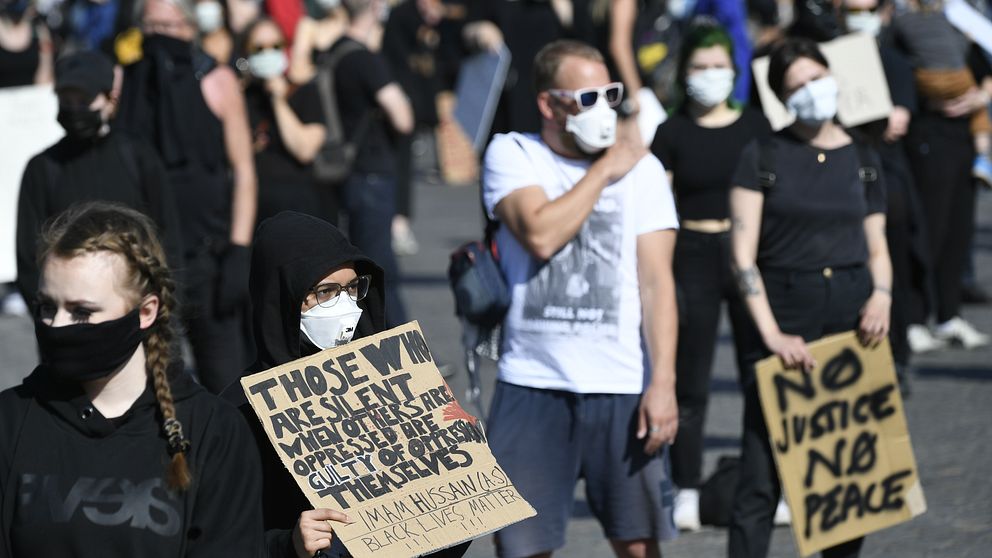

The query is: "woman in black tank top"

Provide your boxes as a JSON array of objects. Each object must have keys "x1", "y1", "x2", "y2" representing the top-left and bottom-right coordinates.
[{"x1": 0, "y1": 6, "x2": 53, "y2": 88}]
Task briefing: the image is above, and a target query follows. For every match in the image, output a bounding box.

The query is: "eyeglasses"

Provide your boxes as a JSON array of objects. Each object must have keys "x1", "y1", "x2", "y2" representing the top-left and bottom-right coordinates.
[
  {"x1": 305, "y1": 275, "x2": 371, "y2": 308},
  {"x1": 547, "y1": 82, "x2": 624, "y2": 111},
  {"x1": 248, "y1": 42, "x2": 286, "y2": 55},
  {"x1": 141, "y1": 19, "x2": 192, "y2": 35}
]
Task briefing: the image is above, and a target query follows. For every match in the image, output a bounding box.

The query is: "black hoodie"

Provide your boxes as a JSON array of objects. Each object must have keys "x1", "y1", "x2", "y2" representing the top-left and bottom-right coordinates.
[
  {"x1": 222, "y1": 212, "x2": 468, "y2": 558},
  {"x1": 0, "y1": 365, "x2": 264, "y2": 557}
]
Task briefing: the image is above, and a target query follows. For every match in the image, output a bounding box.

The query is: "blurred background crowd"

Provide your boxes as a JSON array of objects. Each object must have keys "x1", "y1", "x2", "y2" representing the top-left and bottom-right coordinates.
[{"x1": 0, "y1": 0, "x2": 990, "y2": 539}]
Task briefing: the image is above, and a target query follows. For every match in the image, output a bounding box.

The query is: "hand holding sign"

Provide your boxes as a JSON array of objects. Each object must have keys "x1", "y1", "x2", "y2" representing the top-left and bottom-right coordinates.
[
  {"x1": 293, "y1": 508, "x2": 354, "y2": 557},
  {"x1": 755, "y1": 332, "x2": 925, "y2": 557},
  {"x1": 241, "y1": 321, "x2": 535, "y2": 558}
]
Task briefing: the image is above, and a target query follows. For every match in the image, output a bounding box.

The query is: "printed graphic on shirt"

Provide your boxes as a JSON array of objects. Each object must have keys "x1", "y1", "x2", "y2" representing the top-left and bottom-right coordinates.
[
  {"x1": 520, "y1": 194, "x2": 623, "y2": 337},
  {"x1": 15, "y1": 473, "x2": 181, "y2": 536}
]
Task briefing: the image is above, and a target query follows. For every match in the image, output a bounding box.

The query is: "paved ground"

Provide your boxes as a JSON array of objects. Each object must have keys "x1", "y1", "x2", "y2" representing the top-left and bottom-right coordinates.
[{"x1": 1, "y1": 181, "x2": 989, "y2": 557}]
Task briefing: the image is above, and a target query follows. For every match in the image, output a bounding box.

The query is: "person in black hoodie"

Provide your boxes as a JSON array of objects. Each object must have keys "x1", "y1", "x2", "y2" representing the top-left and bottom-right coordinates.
[
  {"x1": 16, "y1": 49, "x2": 184, "y2": 307},
  {"x1": 223, "y1": 211, "x2": 469, "y2": 558},
  {"x1": 0, "y1": 203, "x2": 264, "y2": 557}
]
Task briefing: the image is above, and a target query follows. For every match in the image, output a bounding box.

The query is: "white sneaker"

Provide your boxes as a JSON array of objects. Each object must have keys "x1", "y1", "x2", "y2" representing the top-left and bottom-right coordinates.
[
  {"x1": 773, "y1": 497, "x2": 791, "y2": 526},
  {"x1": 907, "y1": 324, "x2": 947, "y2": 353},
  {"x1": 673, "y1": 488, "x2": 702, "y2": 532},
  {"x1": 935, "y1": 317, "x2": 991, "y2": 349}
]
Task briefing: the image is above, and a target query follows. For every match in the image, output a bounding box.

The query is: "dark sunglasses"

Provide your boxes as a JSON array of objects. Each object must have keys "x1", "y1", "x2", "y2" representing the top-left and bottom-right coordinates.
[
  {"x1": 248, "y1": 42, "x2": 286, "y2": 55},
  {"x1": 547, "y1": 82, "x2": 624, "y2": 110}
]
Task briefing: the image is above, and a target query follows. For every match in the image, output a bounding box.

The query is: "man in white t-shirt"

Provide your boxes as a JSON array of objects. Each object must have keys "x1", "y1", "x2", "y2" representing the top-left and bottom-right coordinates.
[{"x1": 482, "y1": 40, "x2": 680, "y2": 558}]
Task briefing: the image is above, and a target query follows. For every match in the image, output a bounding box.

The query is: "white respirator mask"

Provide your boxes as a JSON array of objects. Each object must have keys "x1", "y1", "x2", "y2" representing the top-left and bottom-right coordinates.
[
  {"x1": 299, "y1": 294, "x2": 364, "y2": 350},
  {"x1": 195, "y1": 1, "x2": 224, "y2": 33},
  {"x1": 785, "y1": 76, "x2": 839, "y2": 127},
  {"x1": 565, "y1": 97, "x2": 618, "y2": 154},
  {"x1": 845, "y1": 12, "x2": 882, "y2": 37},
  {"x1": 247, "y1": 48, "x2": 287, "y2": 80},
  {"x1": 686, "y1": 67, "x2": 736, "y2": 108}
]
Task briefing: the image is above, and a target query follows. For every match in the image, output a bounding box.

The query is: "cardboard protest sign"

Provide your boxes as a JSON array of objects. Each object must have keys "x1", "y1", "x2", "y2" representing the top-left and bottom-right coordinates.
[
  {"x1": 0, "y1": 85, "x2": 63, "y2": 283},
  {"x1": 752, "y1": 33, "x2": 893, "y2": 131},
  {"x1": 241, "y1": 321, "x2": 535, "y2": 558},
  {"x1": 453, "y1": 46, "x2": 511, "y2": 153},
  {"x1": 945, "y1": 0, "x2": 992, "y2": 58},
  {"x1": 756, "y1": 332, "x2": 926, "y2": 557}
]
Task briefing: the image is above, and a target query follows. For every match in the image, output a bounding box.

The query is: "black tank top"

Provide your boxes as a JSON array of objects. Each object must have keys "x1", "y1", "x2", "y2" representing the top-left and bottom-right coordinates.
[
  {"x1": 0, "y1": 27, "x2": 39, "y2": 88},
  {"x1": 117, "y1": 35, "x2": 231, "y2": 253}
]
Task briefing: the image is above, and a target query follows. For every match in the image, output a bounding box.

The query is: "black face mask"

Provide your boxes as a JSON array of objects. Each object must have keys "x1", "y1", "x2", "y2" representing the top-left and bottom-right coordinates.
[
  {"x1": 143, "y1": 34, "x2": 194, "y2": 64},
  {"x1": 57, "y1": 106, "x2": 105, "y2": 141},
  {"x1": 35, "y1": 308, "x2": 147, "y2": 383}
]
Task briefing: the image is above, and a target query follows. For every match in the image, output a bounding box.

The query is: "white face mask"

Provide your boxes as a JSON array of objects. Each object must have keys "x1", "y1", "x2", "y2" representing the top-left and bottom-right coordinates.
[
  {"x1": 316, "y1": 0, "x2": 340, "y2": 11},
  {"x1": 195, "y1": 1, "x2": 224, "y2": 33},
  {"x1": 300, "y1": 293, "x2": 364, "y2": 350},
  {"x1": 785, "y1": 76, "x2": 839, "y2": 127},
  {"x1": 564, "y1": 98, "x2": 618, "y2": 154},
  {"x1": 845, "y1": 12, "x2": 882, "y2": 37},
  {"x1": 247, "y1": 48, "x2": 287, "y2": 80},
  {"x1": 686, "y1": 67, "x2": 735, "y2": 108}
]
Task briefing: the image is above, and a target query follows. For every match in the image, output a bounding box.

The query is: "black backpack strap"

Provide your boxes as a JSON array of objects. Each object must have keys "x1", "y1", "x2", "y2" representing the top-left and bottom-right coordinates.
[
  {"x1": 756, "y1": 137, "x2": 777, "y2": 189},
  {"x1": 315, "y1": 41, "x2": 367, "y2": 145},
  {"x1": 853, "y1": 140, "x2": 879, "y2": 184}
]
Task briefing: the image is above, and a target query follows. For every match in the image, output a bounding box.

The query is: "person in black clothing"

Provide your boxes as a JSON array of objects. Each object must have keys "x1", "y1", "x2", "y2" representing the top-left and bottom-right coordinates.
[
  {"x1": 728, "y1": 39, "x2": 892, "y2": 558},
  {"x1": 0, "y1": 203, "x2": 263, "y2": 557},
  {"x1": 241, "y1": 18, "x2": 330, "y2": 227},
  {"x1": 221, "y1": 211, "x2": 470, "y2": 558},
  {"x1": 17, "y1": 49, "x2": 184, "y2": 307},
  {"x1": 117, "y1": 0, "x2": 258, "y2": 394},
  {"x1": 0, "y1": 0, "x2": 53, "y2": 88},
  {"x1": 324, "y1": 0, "x2": 413, "y2": 328},
  {"x1": 841, "y1": 0, "x2": 932, "y2": 389},
  {"x1": 650, "y1": 21, "x2": 770, "y2": 532}
]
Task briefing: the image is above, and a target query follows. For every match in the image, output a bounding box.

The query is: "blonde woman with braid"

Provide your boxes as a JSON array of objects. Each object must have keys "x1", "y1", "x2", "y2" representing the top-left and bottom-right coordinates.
[{"x1": 0, "y1": 202, "x2": 264, "y2": 556}]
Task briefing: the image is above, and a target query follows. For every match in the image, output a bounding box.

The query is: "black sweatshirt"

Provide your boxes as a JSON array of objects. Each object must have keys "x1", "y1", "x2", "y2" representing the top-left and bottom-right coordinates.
[
  {"x1": 222, "y1": 211, "x2": 470, "y2": 558},
  {"x1": 15, "y1": 131, "x2": 185, "y2": 303},
  {"x1": 0, "y1": 366, "x2": 264, "y2": 557}
]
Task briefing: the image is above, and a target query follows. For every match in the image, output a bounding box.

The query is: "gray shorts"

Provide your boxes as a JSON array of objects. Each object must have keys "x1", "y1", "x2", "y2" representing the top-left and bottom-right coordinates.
[{"x1": 486, "y1": 381, "x2": 677, "y2": 558}]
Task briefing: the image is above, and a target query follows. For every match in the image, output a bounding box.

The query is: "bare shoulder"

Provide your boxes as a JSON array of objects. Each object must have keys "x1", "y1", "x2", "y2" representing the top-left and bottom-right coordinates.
[{"x1": 200, "y1": 65, "x2": 242, "y2": 119}]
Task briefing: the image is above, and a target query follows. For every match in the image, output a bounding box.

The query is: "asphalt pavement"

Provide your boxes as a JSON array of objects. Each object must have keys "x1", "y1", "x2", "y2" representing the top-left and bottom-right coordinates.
[{"x1": 1, "y1": 179, "x2": 989, "y2": 558}]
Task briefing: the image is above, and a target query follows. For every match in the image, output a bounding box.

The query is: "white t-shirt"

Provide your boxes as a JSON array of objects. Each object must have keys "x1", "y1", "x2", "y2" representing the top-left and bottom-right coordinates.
[{"x1": 483, "y1": 132, "x2": 679, "y2": 394}]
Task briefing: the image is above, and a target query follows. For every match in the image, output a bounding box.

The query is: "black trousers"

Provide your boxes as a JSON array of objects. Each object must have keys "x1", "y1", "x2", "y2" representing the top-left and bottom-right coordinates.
[
  {"x1": 904, "y1": 112, "x2": 976, "y2": 323},
  {"x1": 671, "y1": 230, "x2": 755, "y2": 489},
  {"x1": 876, "y1": 140, "x2": 929, "y2": 366},
  {"x1": 728, "y1": 266, "x2": 871, "y2": 558},
  {"x1": 182, "y1": 248, "x2": 253, "y2": 394},
  {"x1": 341, "y1": 172, "x2": 408, "y2": 327}
]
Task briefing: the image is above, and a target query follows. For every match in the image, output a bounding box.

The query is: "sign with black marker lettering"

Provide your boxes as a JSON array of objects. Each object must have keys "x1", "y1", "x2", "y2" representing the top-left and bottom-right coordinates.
[
  {"x1": 241, "y1": 321, "x2": 535, "y2": 558},
  {"x1": 756, "y1": 332, "x2": 926, "y2": 557}
]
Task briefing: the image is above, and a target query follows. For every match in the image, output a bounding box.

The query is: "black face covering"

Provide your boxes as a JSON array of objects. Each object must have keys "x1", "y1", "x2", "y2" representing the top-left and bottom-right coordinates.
[
  {"x1": 35, "y1": 308, "x2": 147, "y2": 383},
  {"x1": 57, "y1": 106, "x2": 105, "y2": 141},
  {"x1": 142, "y1": 34, "x2": 194, "y2": 63}
]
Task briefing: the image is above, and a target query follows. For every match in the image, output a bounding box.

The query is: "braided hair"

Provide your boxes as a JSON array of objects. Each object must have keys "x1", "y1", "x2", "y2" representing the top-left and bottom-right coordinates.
[{"x1": 40, "y1": 202, "x2": 192, "y2": 491}]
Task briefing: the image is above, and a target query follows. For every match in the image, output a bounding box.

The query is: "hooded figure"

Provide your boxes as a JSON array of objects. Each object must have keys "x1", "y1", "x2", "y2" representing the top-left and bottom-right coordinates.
[
  {"x1": 223, "y1": 211, "x2": 468, "y2": 558},
  {"x1": 247, "y1": 211, "x2": 387, "y2": 373}
]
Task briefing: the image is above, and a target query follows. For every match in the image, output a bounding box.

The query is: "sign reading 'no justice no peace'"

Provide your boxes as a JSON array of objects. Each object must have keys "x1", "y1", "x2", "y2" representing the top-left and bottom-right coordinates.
[
  {"x1": 241, "y1": 321, "x2": 535, "y2": 558},
  {"x1": 756, "y1": 332, "x2": 926, "y2": 557}
]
